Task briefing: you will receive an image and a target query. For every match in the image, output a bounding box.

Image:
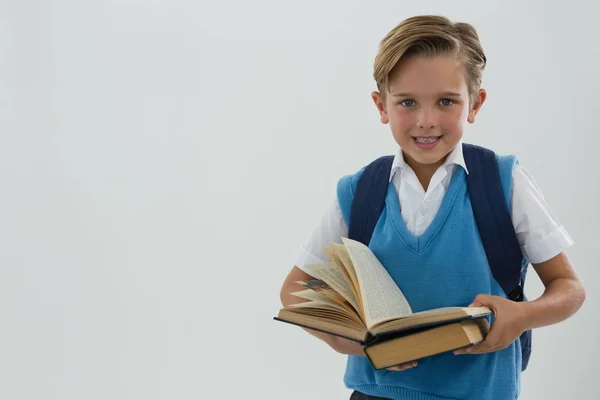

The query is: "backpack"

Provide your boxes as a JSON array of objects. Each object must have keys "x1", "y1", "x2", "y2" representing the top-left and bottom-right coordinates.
[{"x1": 347, "y1": 143, "x2": 532, "y2": 371}]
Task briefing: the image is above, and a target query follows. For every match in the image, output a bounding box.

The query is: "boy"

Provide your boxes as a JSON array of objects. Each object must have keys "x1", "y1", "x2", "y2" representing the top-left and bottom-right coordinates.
[{"x1": 279, "y1": 15, "x2": 585, "y2": 400}]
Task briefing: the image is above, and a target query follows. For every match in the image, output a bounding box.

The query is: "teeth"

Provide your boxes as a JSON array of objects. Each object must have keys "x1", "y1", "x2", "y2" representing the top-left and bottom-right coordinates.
[{"x1": 415, "y1": 137, "x2": 439, "y2": 143}]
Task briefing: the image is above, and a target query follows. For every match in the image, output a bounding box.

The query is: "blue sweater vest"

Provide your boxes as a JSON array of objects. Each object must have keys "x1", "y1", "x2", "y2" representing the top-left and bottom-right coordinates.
[{"x1": 336, "y1": 156, "x2": 521, "y2": 400}]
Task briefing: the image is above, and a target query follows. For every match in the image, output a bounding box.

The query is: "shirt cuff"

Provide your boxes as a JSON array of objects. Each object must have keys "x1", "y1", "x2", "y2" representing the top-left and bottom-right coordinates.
[
  {"x1": 521, "y1": 226, "x2": 574, "y2": 264},
  {"x1": 293, "y1": 245, "x2": 327, "y2": 277}
]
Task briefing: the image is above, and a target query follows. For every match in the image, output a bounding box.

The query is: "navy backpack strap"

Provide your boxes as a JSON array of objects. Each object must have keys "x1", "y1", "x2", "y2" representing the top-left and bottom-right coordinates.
[
  {"x1": 348, "y1": 156, "x2": 394, "y2": 245},
  {"x1": 463, "y1": 143, "x2": 525, "y2": 301},
  {"x1": 463, "y1": 143, "x2": 532, "y2": 371}
]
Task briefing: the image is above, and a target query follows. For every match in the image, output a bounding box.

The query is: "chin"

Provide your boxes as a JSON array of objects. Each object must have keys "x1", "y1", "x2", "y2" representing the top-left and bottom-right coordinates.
[
  {"x1": 404, "y1": 147, "x2": 447, "y2": 164},
  {"x1": 414, "y1": 155, "x2": 447, "y2": 166}
]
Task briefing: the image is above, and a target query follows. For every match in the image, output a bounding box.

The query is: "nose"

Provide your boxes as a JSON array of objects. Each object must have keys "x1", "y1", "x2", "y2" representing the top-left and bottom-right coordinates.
[{"x1": 416, "y1": 107, "x2": 437, "y2": 129}]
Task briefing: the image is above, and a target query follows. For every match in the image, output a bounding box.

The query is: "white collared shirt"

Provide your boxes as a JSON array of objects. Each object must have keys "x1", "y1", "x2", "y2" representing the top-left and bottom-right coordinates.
[{"x1": 294, "y1": 143, "x2": 573, "y2": 276}]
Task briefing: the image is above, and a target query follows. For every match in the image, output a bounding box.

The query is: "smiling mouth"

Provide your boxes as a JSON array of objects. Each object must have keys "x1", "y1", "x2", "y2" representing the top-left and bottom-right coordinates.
[{"x1": 412, "y1": 136, "x2": 442, "y2": 143}]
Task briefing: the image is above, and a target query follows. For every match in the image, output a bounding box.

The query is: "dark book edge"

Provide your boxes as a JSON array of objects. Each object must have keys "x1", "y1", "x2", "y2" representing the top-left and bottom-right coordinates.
[
  {"x1": 369, "y1": 313, "x2": 492, "y2": 344},
  {"x1": 273, "y1": 317, "x2": 375, "y2": 345}
]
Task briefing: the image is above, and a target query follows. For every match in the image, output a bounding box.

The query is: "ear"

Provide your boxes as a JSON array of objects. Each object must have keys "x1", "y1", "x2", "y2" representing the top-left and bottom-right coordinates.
[
  {"x1": 371, "y1": 91, "x2": 389, "y2": 124},
  {"x1": 467, "y1": 88, "x2": 487, "y2": 124}
]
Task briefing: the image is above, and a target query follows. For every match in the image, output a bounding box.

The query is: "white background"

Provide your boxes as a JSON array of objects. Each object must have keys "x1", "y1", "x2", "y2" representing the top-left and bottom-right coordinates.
[{"x1": 1, "y1": 1, "x2": 598, "y2": 399}]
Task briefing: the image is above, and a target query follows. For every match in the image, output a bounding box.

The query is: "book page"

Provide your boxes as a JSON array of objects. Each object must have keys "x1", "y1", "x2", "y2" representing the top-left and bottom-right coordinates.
[
  {"x1": 329, "y1": 244, "x2": 361, "y2": 297},
  {"x1": 341, "y1": 237, "x2": 412, "y2": 328},
  {"x1": 290, "y1": 289, "x2": 359, "y2": 319},
  {"x1": 323, "y1": 247, "x2": 354, "y2": 291},
  {"x1": 291, "y1": 288, "x2": 333, "y2": 302},
  {"x1": 306, "y1": 262, "x2": 360, "y2": 313},
  {"x1": 287, "y1": 297, "x2": 362, "y2": 324},
  {"x1": 287, "y1": 300, "x2": 364, "y2": 327},
  {"x1": 293, "y1": 283, "x2": 349, "y2": 306},
  {"x1": 323, "y1": 247, "x2": 363, "y2": 316}
]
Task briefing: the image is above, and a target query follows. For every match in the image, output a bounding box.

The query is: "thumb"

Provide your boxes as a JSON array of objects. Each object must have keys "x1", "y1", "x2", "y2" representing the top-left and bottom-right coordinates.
[{"x1": 469, "y1": 294, "x2": 493, "y2": 308}]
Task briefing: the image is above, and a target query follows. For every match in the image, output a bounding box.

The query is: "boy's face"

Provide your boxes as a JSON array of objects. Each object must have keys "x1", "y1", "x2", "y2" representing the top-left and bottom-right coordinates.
[{"x1": 372, "y1": 55, "x2": 486, "y2": 170}]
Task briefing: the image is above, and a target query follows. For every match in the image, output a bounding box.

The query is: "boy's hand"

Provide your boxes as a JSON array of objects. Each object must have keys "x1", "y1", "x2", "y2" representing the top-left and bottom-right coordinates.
[
  {"x1": 386, "y1": 361, "x2": 418, "y2": 371},
  {"x1": 453, "y1": 294, "x2": 529, "y2": 355}
]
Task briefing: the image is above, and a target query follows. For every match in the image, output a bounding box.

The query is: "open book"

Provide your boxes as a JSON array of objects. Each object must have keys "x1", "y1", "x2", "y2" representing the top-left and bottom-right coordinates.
[{"x1": 275, "y1": 237, "x2": 492, "y2": 346}]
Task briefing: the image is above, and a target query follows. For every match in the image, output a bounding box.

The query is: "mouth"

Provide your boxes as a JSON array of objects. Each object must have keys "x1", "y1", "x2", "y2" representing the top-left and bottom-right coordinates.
[{"x1": 412, "y1": 136, "x2": 442, "y2": 149}]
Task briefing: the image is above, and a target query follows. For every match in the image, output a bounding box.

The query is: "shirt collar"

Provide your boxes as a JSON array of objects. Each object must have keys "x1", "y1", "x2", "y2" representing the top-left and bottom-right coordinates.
[{"x1": 389, "y1": 140, "x2": 469, "y2": 182}]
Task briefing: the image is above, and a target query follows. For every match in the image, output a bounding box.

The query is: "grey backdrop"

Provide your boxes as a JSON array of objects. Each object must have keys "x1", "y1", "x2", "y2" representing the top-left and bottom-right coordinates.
[{"x1": 0, "y1": 1, "x2": 598, "y2": 399}]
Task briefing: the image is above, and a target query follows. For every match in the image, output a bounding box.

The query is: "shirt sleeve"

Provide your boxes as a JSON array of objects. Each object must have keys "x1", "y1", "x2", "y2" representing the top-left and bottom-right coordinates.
[
  {"x1": 511, "y1": 164, "x2": 574, "y2": 264},
  {"x1": 292, "y1": 199, "x2": 349, "y2": 276}
]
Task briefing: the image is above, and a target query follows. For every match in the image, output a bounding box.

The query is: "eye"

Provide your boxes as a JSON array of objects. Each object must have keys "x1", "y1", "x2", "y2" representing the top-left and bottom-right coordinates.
[
  {"x1": 439, "y1": 98, "x2": 455, "y2": 106},
  {"x1": 399, "y1": 99, "x2": 416, "y2": 107}
]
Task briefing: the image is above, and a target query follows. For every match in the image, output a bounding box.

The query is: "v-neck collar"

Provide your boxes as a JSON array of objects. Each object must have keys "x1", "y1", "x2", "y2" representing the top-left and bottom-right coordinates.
[{"x1": 385, "y1": 167, "x2": 467, "y2": 253}]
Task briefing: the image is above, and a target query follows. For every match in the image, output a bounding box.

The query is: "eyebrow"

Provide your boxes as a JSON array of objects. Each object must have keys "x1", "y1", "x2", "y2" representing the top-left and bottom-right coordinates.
[{"x1": 392, "y1": 92, "x2": 462, "y2": 97}]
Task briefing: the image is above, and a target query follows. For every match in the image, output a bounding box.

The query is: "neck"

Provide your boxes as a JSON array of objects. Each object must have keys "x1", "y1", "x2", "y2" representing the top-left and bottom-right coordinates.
[{"x1": 403, "y1": 153, "x2": 448, "y2": 192}]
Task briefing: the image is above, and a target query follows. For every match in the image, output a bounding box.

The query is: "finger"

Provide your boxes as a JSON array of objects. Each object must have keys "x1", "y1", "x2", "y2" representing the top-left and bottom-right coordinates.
[
  {"x1": 454, "y1": 311, "x2": 499, "y2": 356},
  {"x1": 462, "y1": 335, "x2": 501, "y2": 354},
  {"x1": 469, "y1": 316, "x2": 506, "y2": 353},
  {"x1": 386, "y1": 361, "x2": 417, "y2": 371},
  {"x1": 453, "y1": 346, "x2": 472, "y2": 355},
  {"x1": 454, "y1": 343, "x2": 493, "y2": 355},
  {"x1": 466, "y1": 344, "x2": 499, "y2": 354},
  {"x1": 386, "y1": 363, "x2": 413, "y2": 371},
  {"x1": 469, "y1": 294, "x2": 494, "y2": 308},
  {"x1": 455, "y1": 326, "x2": 501, "y2": 355},
  {"x1": 386, "y1": 365, "x2": 413, "y2": 371}
]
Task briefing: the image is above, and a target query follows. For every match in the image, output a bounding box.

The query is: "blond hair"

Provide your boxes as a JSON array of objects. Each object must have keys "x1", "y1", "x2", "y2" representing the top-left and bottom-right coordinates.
[{"x1": 374, "y1": 15, "x2": 487, "y2": 103}]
